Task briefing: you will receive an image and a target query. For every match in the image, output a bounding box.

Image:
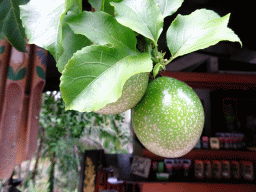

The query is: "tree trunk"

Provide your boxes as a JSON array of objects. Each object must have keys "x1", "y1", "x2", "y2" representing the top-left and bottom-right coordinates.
[
  {"x1": 48, "y1": 152, "x2": 56, "y2": 192},
  {"x1": 74, "y1": 145, "x2": 81, "y2": 173},
  {"x1": 32, "y1": 127, "x2": 45, "y2": 184}
]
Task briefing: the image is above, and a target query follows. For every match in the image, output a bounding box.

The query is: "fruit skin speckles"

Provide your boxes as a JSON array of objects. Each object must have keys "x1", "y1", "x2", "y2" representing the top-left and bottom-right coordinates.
[
  {"x1": 132, "y1": 76, "x2": 205, "y2": 158},
  {"x1": 96, "y1": 72, "x2": 149, "y2": 114}
]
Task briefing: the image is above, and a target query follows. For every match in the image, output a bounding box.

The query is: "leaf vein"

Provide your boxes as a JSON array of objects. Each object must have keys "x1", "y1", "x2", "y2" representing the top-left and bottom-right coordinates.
[{"x1": 64, "y1": 75, "x2": 96, "y2": 87}]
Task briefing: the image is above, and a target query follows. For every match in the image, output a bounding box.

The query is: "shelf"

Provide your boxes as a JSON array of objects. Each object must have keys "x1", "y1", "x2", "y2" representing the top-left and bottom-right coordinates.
[
  {"x1": 140, "y1": 182, "x2": 256, "y2": 192},
  {"x1": 125, "y1": 175, "x2": 256, "y2": 185},
  {"x1": 135, "y1": 71, "x2": 256, "y2": 191},
  {"x1": 142, "y1": 149, "x2": 256, "y2": 163},
  {"x1": 161, "y1": 71, "x2": 256, "y2": 90}
]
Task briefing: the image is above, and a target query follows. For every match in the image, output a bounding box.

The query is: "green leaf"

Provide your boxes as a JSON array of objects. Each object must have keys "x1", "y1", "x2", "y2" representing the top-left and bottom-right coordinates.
[
  {"x1": 101, "y1": 0, "x2": 115, "y2": 15},
  {"x1": 57, "y1": 0, "x2": 83, "y2": 59},
  {"x1": 167, "y1": 9, "x2": 242, "y2": 60},
  {"x1": 153, "y1": 63, "x2": 164, "y2": 78},
  {"x1": 60, "y1": 45, "x2": 152, "y2": 112},
  {"x1": 154, "y1": 0, "x2": 184, "y2": 18},
  {"x1": 66, "y1": 11, "x2": 137, "y2": 56},
  {"x1": 0, "y1": 0, "x2": 29, "y2": 52},
  {"x1": 111, "y1": 0, "x2": 163, "y2": 45},
  {"x1": 20, "y1": 0, "x2": 82, "y2": 61},
  {"x1": 57, "y1": 22, "x2": 91, "y2": 72},
  {"x1": 20, "y1": 0, "x2": 65, "y2": 60}
]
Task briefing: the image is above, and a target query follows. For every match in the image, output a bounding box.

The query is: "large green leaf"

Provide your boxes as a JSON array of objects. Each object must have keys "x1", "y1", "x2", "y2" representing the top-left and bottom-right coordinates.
[
  {"x1": 20, "y1": 0, "x2": 82, "y2": 61},
  {"x1": 57, "y1": 23, "x2": 91, "y2": 72},
  {"x1": 0, "y1": 0, "x2": 29, "y2": 52},
  {"x1": 167, "y1": 9, "x2": 242, "y2": 60},
  {"x1": 66, "y1": 11, "x2": 137, "y2": 56},
  {"x1": 60, "y1": 45, "x2": 152, "y2": 112},
  {"x1": 64, "y1": 11, "x2": 153, "y2": 112},
  {"x1": 154, "y1": 0, "x2": 184, "y2": 18},
  {"x1": 57, "y1": 0, "x2": 83, "y2": 60},
  {"x1": 20, "y1": 0, "x2": 65, "y2": 60},
  {"x1": 111, "y1": 0, "x2": 163, "y2": 45}
]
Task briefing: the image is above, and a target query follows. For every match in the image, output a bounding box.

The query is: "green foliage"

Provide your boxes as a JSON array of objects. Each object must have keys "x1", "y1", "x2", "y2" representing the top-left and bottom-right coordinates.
[
  {"x1": 20, "y1": 180, "x2": 49, "y2": 192},
  {"x1": 17, "y1": 0, "x2": 242, "y2": 113},
  {"x1": 66, "y1": 7, "x2": 137, "y2": 55},
  {"x1": 154, "y1": 0, "x2": 184, "y2": 18},
  {"x1": 39, "y1": 90, "x2": 132, "y2": 155},
  {"x1": 55, "y1": 168, "x2": 79, "y2": 192},
  {"x1": 111, "y1": 0, "x2": 163, "y2": 45},
  {"x1": 166, "y1": 9, "x2": 242, "y2": 62},
  {"x1": 19, "y1": 0, "x2": 65, "y2": 61},
  {"x1": 79, "y1": 110, "x2": 132, "y2": 154},
  {"x1": 0, "y1": 0, "x2": 244, "y2": 188},
  {"x1": 57, "y1": 24, "x2": 91, "y2": 72},
  {"x1": 61, "y1": 45, "x2": 151, "y2": 112},
  {"x1": 39, "y1": 90, "x2": 131, "y2": 190},
  {"x1": 0, "y1": 0, "x2": 29, "y2": 52},
  {"x1": 55, "y1": 139, "x2": 80, "y2": 174},
  {"x1": 40, "y1": 91, "x2": 85, "y2": 143}
]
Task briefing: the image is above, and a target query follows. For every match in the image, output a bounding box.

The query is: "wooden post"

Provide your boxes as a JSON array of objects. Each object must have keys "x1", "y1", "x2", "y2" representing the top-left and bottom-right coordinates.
[
  {"x1": 0, "y1": 41, "x2": 47, "y2": 180},
  {"x1": 24, "y1": 45, "x2": 47, "y2": 161},
  {"x1": 0, "y1": 43, "x2": 31, "y2": 179},
  {"x1": 0, "y1": 39, "x2": 11, "y2": 123}
]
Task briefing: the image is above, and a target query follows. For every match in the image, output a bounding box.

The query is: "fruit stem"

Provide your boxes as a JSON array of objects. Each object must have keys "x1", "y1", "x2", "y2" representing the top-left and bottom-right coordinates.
[
  {"x1": 151, "y1": 45, "x2": 169, "y2": 78},
  {"x1": 153, "y1": 43, "x2": 160, "y2": 58}
]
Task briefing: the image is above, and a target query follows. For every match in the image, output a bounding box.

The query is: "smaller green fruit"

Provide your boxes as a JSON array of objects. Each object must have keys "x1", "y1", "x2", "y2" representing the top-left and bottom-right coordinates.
[
  {"x1": 96, "y1": 72, "x2": 149, "y2": 115},
  {"x1": 132, "y1": 76, "x2": 205, "y2": 158}
]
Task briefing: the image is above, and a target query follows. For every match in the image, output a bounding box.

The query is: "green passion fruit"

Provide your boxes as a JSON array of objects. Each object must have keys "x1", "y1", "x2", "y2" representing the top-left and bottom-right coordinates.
[
  {"x1": 132, "y1": 76, "x2": 205, "y2": 158},
  {"x1": 96, "y1": 72, "x2": 149, "y2": 115}
]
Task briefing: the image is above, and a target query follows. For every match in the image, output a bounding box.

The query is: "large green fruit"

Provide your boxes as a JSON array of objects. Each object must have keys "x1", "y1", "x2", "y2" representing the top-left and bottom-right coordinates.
[
  {"x1": 132, "y1": 76, "x2": 204, "y2": 158},
  {"x1": 96, "y1": 72, "x2": 149, "y2": 115}
]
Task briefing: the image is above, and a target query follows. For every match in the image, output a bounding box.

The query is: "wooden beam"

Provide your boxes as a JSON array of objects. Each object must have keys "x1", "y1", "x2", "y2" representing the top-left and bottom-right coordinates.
[{"x1": 161, "y1": 71, "x2": 256, "y2": 90}]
